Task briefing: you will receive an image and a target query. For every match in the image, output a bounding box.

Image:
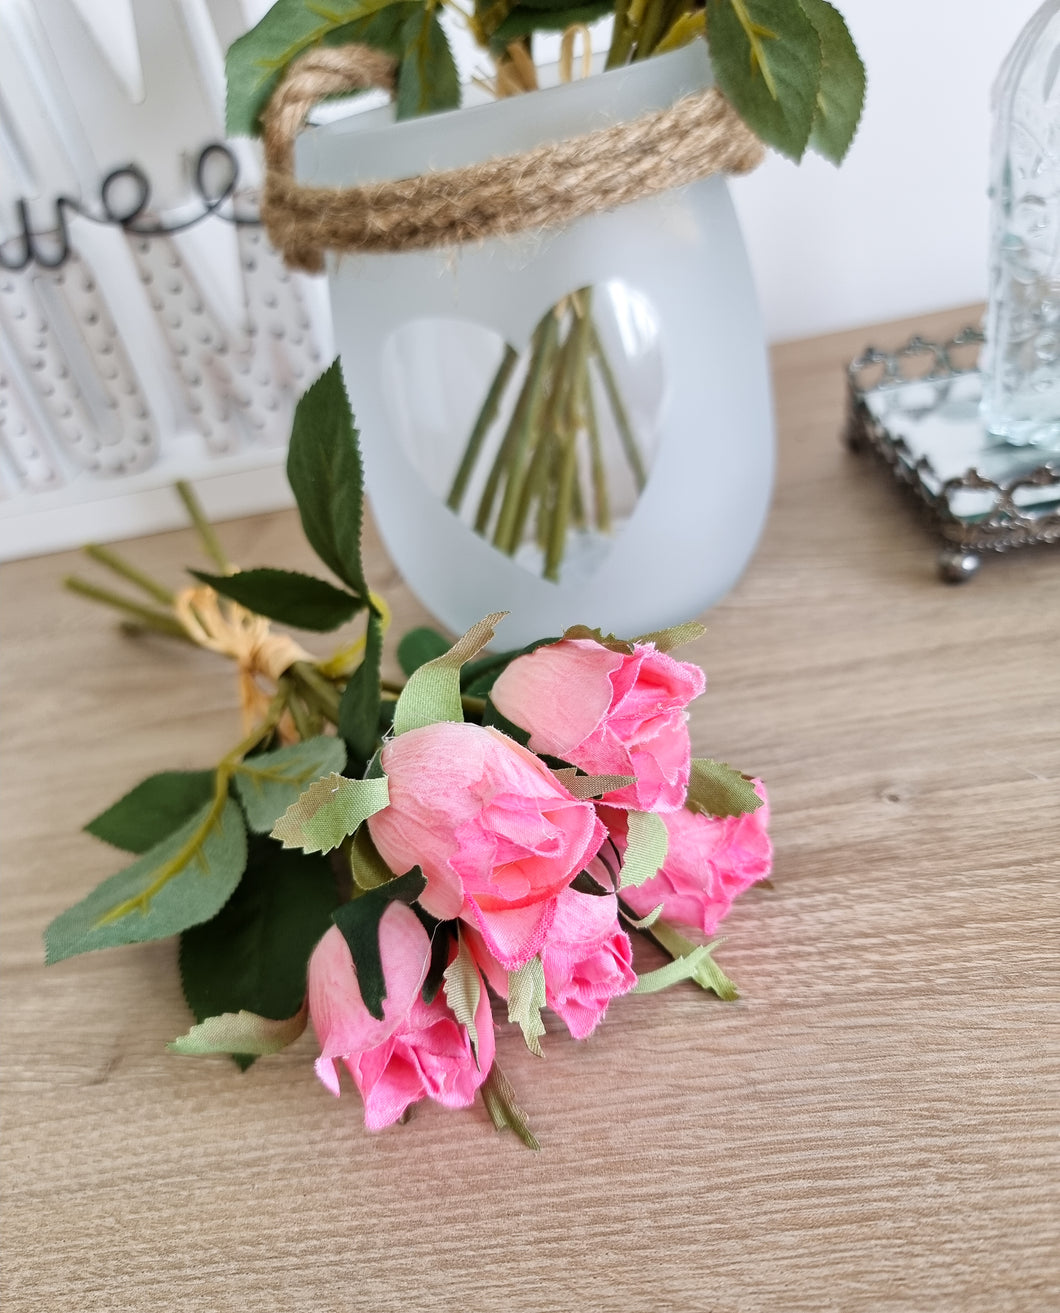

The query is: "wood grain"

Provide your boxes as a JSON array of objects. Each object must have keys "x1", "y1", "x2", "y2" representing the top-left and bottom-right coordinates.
[{"x1": 2, "y1": 305, "x2": 1056, "y2": 1312}]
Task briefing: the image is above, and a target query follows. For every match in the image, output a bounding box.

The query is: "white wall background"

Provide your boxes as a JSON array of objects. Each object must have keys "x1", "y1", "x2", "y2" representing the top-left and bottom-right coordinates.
[{"x1": 727, "y1": 1, "x2": 1036, "y2": 341}]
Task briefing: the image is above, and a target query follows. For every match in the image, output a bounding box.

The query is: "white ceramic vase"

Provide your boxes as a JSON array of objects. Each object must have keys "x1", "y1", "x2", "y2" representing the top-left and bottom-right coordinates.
[{"x1": 298, "y1": 41, "x2": 773, "y2": 646}]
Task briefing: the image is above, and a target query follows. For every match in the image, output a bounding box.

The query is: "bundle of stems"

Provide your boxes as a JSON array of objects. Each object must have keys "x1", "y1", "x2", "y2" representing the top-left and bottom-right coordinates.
[{"x1": 445, "y1": 288, "x2": 647, "y2": 581}]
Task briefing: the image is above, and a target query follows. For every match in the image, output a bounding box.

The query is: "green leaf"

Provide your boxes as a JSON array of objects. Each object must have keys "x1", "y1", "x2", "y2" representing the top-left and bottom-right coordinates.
[
  {"x1": 46, "y1": 799, "x2": 247, "y2": 964},
  {"x1": 331, "y1": 869, "x2": 428, "y2": 1020},
  {"x1": 507, "y1": 956, "x2": 547, "y2": 1057},
  {"x1": 561, "y1": 624, "x2": 634, "y2": 654},
  {"x1": 396, "y1": 8, "x2": 460, "y2": 121},
  {"x1": 397, "y1": 626, "x2": 451, "y2": 677},
  {"x1": 796, "y1": 0, "x2": 865, "y2": 164},
  {"x1": 622, "y1": 902, "x2": 664, "y2": 930},
  {"x1": 168, "y1": 1004, "x2": 308, "y2": 1059},
  {"x1": 617, "y1": 810, "x2": 669, "y2": 889},
  {"x1": 443, "y1": 931, "x2": 483, "y2": 1065},
  {"x1": 638, "y1": 923, "x2": 739, "y2": 1000},
  {"x1": 551, "y1": 768, "x2": 637, "y2": 800},
  {"x1": 224, "y1": 0, "x2": 408, "y2": 138},
  {"x1": 177, "y1": 842, "x2": 336, "y2": 1064},
  {"x1": 190, "y1": 567, "x2": 363, "y2": 632},
  {"x1": 271, "y1": 773, "x2": 390, "y2": 855},
  {"x1": 706, "y1": 0, "x2": 822, "y2": 161},
  {"x1": 491, "y1": 1, "x2": 612, "y2": 45},
  {"x1": 233, "y1": 736, "x2": 347, "y2": 833},
  {"x1": 392, "y1": 612, "x2": 506, "y2": 735},
  {"x1": 686, "y1": 758, "x2": 763, "y2": 819},
  {"x1": 84, "y1": 770, "x2": 215, "y2": 853},
  {"x1": 481, "y1": 1062, "x2": 541, "y2": 1151},
  {"x1": 420, "y1": 914, "x2": 450, "y2": 1005},
  {"x1": 287, "y1": 361, "x2": 370, "y2": 597},
  {"x1": 630, "y1": 621, "x2": 706, "y2": 652},
  {"x1": 338, "y1": 609, "x2": 385, "y2": 768},
  {"x1": 349, "y1": 823, "x2": 395, "y2": 891},
  {"x1": 633, "y1": 944, "x2": 721, "y2": 994}
]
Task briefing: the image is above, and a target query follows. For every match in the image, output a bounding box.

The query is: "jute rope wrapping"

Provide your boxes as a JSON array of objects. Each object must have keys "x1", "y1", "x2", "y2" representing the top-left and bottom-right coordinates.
[
  {"x1": 261, "y1": 44, "x2": 765, "y2": 272},
  {"x1": 174, "y1": 585, "x2": 312, "y2": 732}
]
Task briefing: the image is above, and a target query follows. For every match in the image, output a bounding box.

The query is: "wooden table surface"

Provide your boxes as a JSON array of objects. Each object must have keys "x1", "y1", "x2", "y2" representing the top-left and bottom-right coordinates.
[{"x1": 2, "y1": 306, "x2": 1056, "y2": 1312}]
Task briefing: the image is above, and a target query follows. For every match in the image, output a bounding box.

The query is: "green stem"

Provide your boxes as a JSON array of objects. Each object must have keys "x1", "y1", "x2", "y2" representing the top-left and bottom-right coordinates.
[
  {"x1": 503, "y1": 291, "x2": 594, "y2": 559},
  {"x1": 606, "y1": 0, "x2": 635, "y2": 68},
  {"x1": 287, "y1": 692, "x2": 320, "y2": 741},
  {"x1": 63, "y1": 576, "x2": 191, "y2": 641},
  {"x1": 83, "y1": 543, "x2": 174, "y2": 605},
  {"x1": 501, "y1": 299, "x2": 584, "y2": 556},
  {"x1": 544, "y1": 429, "x2": 579, "y2": 582},
  {"x1": 491, "y1": 313, "x2": 561, "y2": 551},
  {"x1": 635, "y1": 0, "x2": 687, "y2": 59},
  {"x1": 589, "y1": 323, "x2": 647, "y2": 492},
  {"x1": 583, "y1": 368, "x2": 611, "y2": 533},
  {"x1": 536, "y1": 438, "x2": 559, "y2": 553},
  {"x1": 508, "y1": 419, "x2": 556, "y2": 558},
  {"x1": 176, "y1": 480, "x2": 230, "y2": 573},
  {"x1": 473, "y1": 319, "x2": 550, "y2": 535},
  {"x1": 289, "y1": 661, "x2": 341, "y2": 724},
  {"x1": 447, "y1": 343, "x2": 519, "y2": 512},
  {"x1": 639, "y1": 915, "x2": 697, "y2": 962}
]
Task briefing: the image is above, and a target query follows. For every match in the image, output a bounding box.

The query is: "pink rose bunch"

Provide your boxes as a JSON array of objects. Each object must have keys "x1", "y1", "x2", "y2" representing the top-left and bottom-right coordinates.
[{"x1": 303, "y1": 632, "x2": 770, "y2": 1137}]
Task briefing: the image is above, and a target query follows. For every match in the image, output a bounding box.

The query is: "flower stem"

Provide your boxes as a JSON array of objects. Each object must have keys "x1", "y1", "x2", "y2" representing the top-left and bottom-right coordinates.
[
  {"x1": 473, "y1": 319, "x2": 549, "y2": 535},
  {"x1": 492, "y1": 313, "x2": 561, "y2": 552},
  {"x1": 606, "y1": 0, "x2": 636, "y2": 67},
  {"x1": 83, "y1": 543, "x2": 174, "y2": 605},
  {"x1": 589, "y1": 323, "x2": 647, "y2": 492},
  {"x1": 583, "y1": 364, "x2": 611, "y2": 533},
  {"x1": 544, "y1": 424, "x2": 579, "y2": 582},
  {"x1": 447, "y1": 343, "x2": 520, "y2": 513},
  {"x1": 286, "y1": 691, "x2": 320, "y2": 741},
  {"x1": 501, "y1": 299, "x2": 581, "y2": 555},
  {"x1": 63, "y1": 575, "x2": 191, "y2": 641},
  {"x1": 176, "y1": 480, "x2": 230, "y2": 573},
  {"x1": 289, "y1": 661, "x2": 341, "y2": 724}
]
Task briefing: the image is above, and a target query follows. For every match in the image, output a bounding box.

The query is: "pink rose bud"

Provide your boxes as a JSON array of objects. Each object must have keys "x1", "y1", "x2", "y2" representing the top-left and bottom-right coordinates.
[
  {"x1": 369, "y1": 721, "x2": 606, "y2": 970},
  {"x1": 308, "y1": 909, "x2": 494, "y2": 1130},
  {"x1": 608, "y1": 783, "x2": 772, "y2": 935},
  {"x1": 491, "y1": 638, "x2": 705, "y2": 812},
  {"x1": 462, "y1": 889, "x2": 636, "y2": 1040},
  {"x1": 540, "y1": 887, "x2": 637, "y2": 1039}
]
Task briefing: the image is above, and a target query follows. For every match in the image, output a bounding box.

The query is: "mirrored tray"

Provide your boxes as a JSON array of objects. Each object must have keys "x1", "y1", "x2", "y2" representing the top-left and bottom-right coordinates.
[{"x1": 845, "y1": 328, "x2": 1060, "y2": 580}]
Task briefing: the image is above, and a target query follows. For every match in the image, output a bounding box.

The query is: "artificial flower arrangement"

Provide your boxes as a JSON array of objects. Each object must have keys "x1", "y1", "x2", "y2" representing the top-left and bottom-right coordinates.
[
  {"x1": 48, "y1": 364, "x2": 771, "y2": 1146},
  {"x1": 225, "y1": 2, "x2": 866, "y2": 584}
]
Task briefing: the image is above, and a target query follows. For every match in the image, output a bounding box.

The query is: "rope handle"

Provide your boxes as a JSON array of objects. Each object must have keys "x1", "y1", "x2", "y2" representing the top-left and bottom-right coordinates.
[
  {"x1": 259, "y1": 44, "x2": 764, "y2": 271},
  {"x1": 263, "y1": 45, "x2": 397, "y2": 186}
]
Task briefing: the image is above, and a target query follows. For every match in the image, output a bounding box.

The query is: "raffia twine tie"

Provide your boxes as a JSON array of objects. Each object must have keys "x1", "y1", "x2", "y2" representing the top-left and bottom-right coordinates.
[
  {"x1": 261, "y1": 44, "x2": 765, "y2": 273},
  {"x1": 174, "y1": 585, "x2": 313, "y2": 732}
]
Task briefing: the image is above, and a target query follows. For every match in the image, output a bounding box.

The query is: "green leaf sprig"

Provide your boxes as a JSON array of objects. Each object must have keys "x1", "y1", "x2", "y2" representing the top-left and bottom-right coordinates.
[{"x1": 226, "y1": 0, "x2": 864, "y2": 164}]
